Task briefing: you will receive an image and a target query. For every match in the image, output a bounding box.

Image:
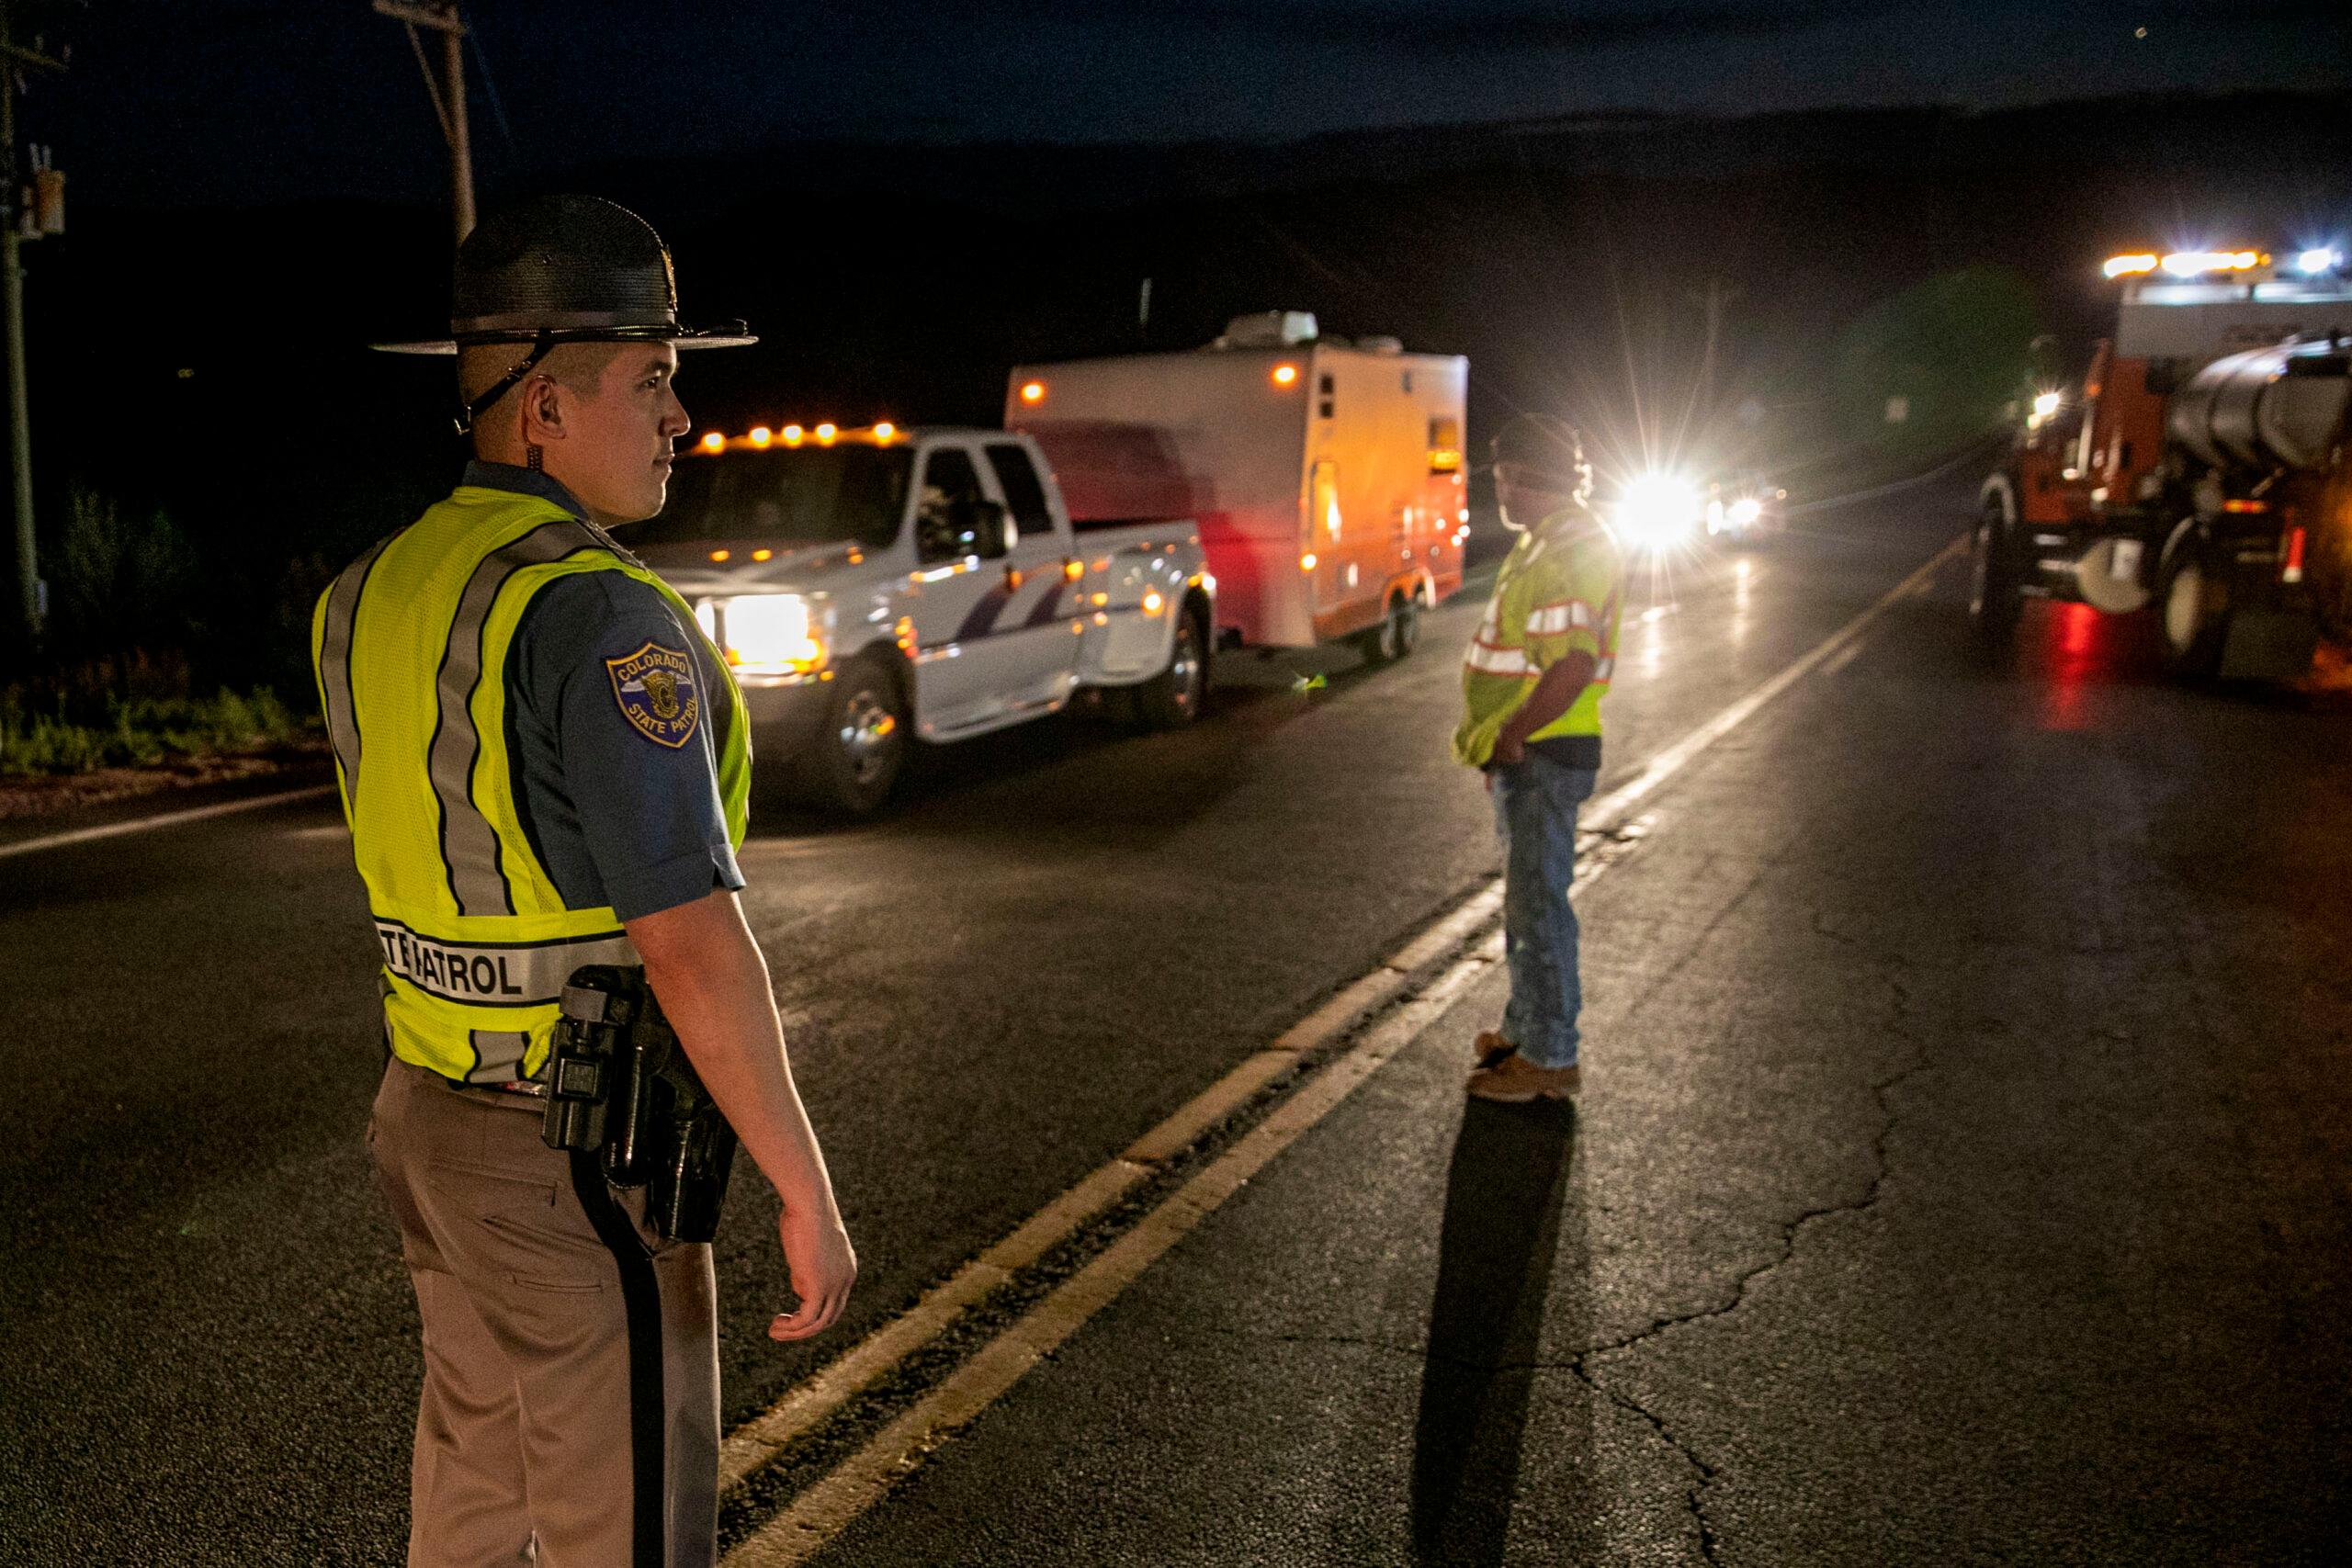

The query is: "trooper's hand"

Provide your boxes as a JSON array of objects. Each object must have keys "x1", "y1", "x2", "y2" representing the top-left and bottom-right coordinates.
[{"x1": 770, "y1": 1205, "x2": 857, "y2": 1341}]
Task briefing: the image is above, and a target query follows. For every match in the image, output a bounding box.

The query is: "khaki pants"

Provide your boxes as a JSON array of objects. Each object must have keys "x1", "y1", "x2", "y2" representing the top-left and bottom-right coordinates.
[{"x1": 368, "y1": 1057, "x2": 720, "y2": 1568}]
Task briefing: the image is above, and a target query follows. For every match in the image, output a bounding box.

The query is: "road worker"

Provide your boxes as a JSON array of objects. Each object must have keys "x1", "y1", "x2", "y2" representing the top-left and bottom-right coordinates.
[
  {"x1": 317, "y1": 194, "x2": 854, "y2": 1566},
  {"x1": 1452, "y1": 414, "x2": 1623, "y2": 1101}
]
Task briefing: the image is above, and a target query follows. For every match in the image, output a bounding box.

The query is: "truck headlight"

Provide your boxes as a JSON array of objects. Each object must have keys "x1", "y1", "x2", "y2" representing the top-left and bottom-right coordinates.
[
  {"x1": 1728, "y1": 496, "x2": 1763, "y2": 526},
  {"x1": 701, "y1": 593, "x2": 828, "y2": 676}
]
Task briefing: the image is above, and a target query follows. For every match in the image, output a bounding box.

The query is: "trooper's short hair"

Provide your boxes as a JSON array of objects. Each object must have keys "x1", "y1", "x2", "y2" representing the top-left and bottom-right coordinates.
[{"x1": 1490, "y1": 414, "x2": 1591, "y2": 495}]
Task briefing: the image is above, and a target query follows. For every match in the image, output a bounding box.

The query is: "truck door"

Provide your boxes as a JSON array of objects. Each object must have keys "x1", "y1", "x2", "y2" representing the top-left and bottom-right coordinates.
[
  {"x1": 982, "y1": 442, "x2": 1083, "y2": 712},
  {"x1": 906, "y1": 443, "x2": 1020, "y2": 737}
]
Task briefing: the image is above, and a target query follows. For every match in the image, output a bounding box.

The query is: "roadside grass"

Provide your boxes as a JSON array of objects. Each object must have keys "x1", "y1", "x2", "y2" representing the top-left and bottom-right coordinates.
[{"x1": 0, "y1": 688, "x2": 318, "y2": 776}]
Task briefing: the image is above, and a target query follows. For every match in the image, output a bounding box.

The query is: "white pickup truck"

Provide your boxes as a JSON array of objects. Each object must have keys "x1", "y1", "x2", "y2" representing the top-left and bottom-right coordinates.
[{"x1": 623, "y1": 424, "x2": 1214, "y2": 814}]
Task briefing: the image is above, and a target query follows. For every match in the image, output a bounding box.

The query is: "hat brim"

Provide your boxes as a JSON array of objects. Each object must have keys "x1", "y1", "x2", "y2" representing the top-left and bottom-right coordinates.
[{"x1": 370, "y1": 324, "x2": 757, "y2": 355}]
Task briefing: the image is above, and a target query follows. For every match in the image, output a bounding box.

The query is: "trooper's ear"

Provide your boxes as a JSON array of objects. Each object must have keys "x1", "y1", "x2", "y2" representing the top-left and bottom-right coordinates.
[{"x1": 520, "y1": 375, "x2": 567, "y2": 444}]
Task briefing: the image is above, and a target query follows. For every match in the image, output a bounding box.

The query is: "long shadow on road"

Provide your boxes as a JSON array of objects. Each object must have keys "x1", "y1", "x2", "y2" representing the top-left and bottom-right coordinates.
[{"x1": 1409, "y1": 1098, "x2": 1586, "y2": 1567}]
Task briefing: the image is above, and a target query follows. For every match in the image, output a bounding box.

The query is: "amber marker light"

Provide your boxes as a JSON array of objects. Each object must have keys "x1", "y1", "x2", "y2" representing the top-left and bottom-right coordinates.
[
  {"x1": 752, "y1": 548, "x2": 774, "y2": 562},
  {"x1": 873, "y1": 422, "x2": 897, "y2": 442},
  {"x1": 709, "y1": 549, "x2": 730, "y2": 562},
  {"x1": 1300, "y1": 551, "x2": 1318, "y2": 571},
  {"x1": 1020, "y1": 380, "x2": 1046, "y2": 404},
  {"x1": 816, "y1": 423, "x2": 838, "y2": 444},
  {"x1": 1272, "y1": 363, "x2": 1300, "y2": 388},
  {"x1": 1142, "y1": 590, "x2": 1165, "y2": 615},
  {"x1": 698, "y1": 431, "x2": 725, "y2": 453},
  {"x1": 748, "y1": 426, "x2": 773, "y2": 447},
  {"x1": 782, "y1": 423, "x2": 805, "y2": 446}
]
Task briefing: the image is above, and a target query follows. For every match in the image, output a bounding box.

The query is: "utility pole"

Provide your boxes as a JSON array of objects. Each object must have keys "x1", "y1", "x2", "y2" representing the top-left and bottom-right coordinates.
[
  {"x1": 374, "y1": 1, "x2": 474, "y2": 244},
  {"x1": 1690, "y1": 276, "x2": 1740, "y2": 423},
  {"x1": 1, "y1": 1, "x2": 63, "y2": 643}
]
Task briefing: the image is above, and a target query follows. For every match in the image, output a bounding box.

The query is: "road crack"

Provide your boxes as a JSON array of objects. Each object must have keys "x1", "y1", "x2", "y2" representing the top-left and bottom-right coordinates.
[{"x1": 1566, "y1": 958, "x2": 1934, "y2": 1564}]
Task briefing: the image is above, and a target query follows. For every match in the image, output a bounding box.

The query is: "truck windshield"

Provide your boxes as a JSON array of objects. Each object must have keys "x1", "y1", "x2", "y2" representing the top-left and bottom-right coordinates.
[{"x1": 633, "y1": 446, "x2": 913, "y2": 550}]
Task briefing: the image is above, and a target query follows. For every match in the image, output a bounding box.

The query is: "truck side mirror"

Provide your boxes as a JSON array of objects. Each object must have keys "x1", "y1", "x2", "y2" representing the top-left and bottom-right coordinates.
[{"x1": 961, "y1": 498, "x2": 1012, "y2": 559}]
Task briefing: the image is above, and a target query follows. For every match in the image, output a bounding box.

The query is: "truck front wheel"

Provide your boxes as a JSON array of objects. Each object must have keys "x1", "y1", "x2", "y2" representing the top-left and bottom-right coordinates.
[
  {"x1": 1133, "y1": 604, "x2": 1209, "y2": 730},
  {"x1": 1968, "y1": 495, "x2": 2021, "y2": 652},
  {"x1": 2157, "y1": 544, "x2": 2228, "y2": 679},
  {"x1": 794, "y1": 653, "x2": 910, "y2": 816}
]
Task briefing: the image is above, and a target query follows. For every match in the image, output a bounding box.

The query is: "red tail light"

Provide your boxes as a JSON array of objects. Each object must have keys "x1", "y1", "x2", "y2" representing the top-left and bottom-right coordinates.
[{"x1": 2281, "y1": 525, "x2": 2307, "y2": 584}]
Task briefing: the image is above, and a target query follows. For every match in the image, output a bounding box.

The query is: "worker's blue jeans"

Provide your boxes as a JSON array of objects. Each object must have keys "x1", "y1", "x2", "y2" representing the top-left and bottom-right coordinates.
[{"x1": 1491, "y1": 756, "x2": 1596, "y2": 1070}]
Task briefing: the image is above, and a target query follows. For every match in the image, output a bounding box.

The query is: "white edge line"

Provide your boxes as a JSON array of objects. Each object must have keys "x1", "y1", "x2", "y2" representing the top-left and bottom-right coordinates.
[
  {"x1": 0, "y1": 784, "x2": 337, "y2": 862},
  {"x1": 717, "y1": 532, "x2": 1969, "y2": 1557}
]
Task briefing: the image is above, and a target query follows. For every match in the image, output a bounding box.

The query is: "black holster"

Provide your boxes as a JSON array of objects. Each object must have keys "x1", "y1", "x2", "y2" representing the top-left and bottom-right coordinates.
[{"x1": 541, "y1": 965, "x2": 740, "y2": 1243}]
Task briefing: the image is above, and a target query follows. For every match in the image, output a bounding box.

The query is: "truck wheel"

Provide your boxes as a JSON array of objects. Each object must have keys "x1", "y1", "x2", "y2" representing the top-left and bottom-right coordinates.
[
  {"x1": 1359, "y1": 592, "x2": 1420, "y2": 665},
  {"x1": 2157, "y1": 547, "x2": 2228, "y2": 679},
  {"x1": 793, "y1": 654, "x2": 909, "y2": 815},
  {"x1": 1133, "y1": 604, "x2": 1209, "y2": 730},
  {"x1": 1967, "y1": 496, "x2": 2021, "y2": 652}
]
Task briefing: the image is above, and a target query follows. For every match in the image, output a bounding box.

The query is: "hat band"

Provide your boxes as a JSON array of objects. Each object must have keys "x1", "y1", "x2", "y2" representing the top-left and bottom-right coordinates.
[{"x1": 453, "y1": 307, "x2": 679, "y2": 338}]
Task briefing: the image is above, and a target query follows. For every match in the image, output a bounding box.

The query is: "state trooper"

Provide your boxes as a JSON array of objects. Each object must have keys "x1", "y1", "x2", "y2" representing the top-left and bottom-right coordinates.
[{"x1": 315, "y1": 194, "x2": 855, "y2": 1566}]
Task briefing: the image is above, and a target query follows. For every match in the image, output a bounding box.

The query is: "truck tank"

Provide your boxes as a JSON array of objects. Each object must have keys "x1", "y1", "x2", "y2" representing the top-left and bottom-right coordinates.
[{"x1": 2165, "y1": 336, "x2": 2351, "y2": 473}]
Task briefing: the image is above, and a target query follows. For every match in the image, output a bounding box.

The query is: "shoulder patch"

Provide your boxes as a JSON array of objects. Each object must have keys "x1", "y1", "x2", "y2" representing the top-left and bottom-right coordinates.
[{"x1": 605, "y1": 640, "x2": 702, "y2": 750}]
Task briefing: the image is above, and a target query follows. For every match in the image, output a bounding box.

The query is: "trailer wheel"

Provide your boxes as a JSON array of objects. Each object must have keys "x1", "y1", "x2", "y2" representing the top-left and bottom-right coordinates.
[
  {"x1": 2157, "y1": 543, "x2": 2228, "y2": 679},
  {"x1": 792, "y1": 652, "x2": 910, "y2": 816},
  {"x1": 1968, "y1": 494, "x2": 2022, "y2": 652},
  {"x1": 1133, "y1": 603, "x2": 1209, "y2": 730},
  {"x1": 1359, "y1": 592, "x2": 1420, "y2": 665}
]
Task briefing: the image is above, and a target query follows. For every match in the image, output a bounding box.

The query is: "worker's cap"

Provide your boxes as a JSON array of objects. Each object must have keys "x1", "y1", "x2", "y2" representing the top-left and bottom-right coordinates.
[
  {"x1": 372, "y1": 195, "x2": 753, "y2": 355},
  {"x1": 1489, "y1": 413, "x2": 1589, "y2": 490}
]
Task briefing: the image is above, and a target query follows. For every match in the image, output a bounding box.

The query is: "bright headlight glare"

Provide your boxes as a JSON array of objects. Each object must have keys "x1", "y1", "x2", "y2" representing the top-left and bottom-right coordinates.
[
  {"x1": 717, "y1": 594, "x2": 826, "y2": 675},
  {"x1": 1729, "y1": 496, "x2": 1763, "y2": 526},
  {"x1": 1616, "y1": 473, "x2": 1701, "y2": 550}
]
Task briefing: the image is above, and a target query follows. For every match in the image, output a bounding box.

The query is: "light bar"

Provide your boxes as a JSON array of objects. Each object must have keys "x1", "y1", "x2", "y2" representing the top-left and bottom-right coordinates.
[
  {"x1": 2103, "y1": 254, "x2": 2158, "y2": 278},
  {"x1": 685, "y1": 423, "x2": 906, "y2": 455},
  {"x1": 2161, "y1": 250, "x2": 2263, "y2": 277}
]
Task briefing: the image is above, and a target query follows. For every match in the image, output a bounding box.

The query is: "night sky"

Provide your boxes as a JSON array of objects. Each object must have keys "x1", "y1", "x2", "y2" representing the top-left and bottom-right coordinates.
[{"x1": 30, "y1": 1, "x2": 2352, "y2": 209}]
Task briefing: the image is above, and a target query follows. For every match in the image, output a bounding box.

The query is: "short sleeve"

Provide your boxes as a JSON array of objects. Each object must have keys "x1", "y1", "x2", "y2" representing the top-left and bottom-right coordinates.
[{"x1": 523, "y1": 573, "x2": 745, "y2": 920}]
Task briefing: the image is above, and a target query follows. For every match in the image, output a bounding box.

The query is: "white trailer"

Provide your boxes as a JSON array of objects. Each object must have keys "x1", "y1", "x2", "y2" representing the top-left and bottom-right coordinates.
[{"x1": 1005, "y1": 311, "x2": 1469, "y2": 658}]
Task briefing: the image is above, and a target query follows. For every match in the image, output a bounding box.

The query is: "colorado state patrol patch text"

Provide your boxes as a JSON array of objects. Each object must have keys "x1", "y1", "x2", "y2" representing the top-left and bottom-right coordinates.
[{"x1": 605, "y1": 641, "x2": 701, "y2": 749}]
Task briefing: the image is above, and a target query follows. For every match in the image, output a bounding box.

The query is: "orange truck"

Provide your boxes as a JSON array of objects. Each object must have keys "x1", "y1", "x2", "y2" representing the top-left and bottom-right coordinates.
[{"x1": 1973, "y1": 247, "x2": 2352, "y2": 677}]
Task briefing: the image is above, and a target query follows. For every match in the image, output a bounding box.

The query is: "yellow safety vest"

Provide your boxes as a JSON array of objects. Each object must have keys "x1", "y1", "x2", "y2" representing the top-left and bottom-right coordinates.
[
  {"x1": 311, "y1": 485, "x2": 750, "y2": 1085},
  {"x1": 1453, "y1": 508, "x2": 1623, "y2": 768}
]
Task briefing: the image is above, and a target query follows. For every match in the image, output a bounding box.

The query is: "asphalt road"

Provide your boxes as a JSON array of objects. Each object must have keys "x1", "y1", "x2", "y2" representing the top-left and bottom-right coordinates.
[{"x1": 5, "y1": 489, "x2": 2346, "y2": 1564}]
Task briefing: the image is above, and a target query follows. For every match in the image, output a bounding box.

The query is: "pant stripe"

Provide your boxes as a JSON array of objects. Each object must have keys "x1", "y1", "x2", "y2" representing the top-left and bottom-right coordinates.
[{"x1": 569, "y1": 1152, "x2": 667, "y2": 1568}]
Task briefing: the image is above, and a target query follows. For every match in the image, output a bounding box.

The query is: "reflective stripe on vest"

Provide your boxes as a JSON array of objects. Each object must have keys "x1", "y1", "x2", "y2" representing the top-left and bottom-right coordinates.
[{"x1": 313, "y1": 487, "x2": 751, "y2": 1084}]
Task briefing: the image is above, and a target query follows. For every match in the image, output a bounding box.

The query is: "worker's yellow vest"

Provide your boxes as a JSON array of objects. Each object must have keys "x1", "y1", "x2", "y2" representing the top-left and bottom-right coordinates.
[{"x1": 311, "y1": 486, "x2": 750, "y2": 1084}]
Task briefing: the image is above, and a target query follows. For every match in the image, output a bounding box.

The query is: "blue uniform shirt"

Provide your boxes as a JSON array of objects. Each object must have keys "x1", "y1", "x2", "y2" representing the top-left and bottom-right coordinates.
[{"x1": 465, "y1": 461, "x2": 746, "y2": 921}]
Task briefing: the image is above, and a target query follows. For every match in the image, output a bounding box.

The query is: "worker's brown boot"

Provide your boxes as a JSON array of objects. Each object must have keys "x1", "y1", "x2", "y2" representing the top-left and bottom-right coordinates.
[
  {"x1": 1470, "y1": 1030, "x2": 1519, "y2": 1073},
  {"x1": 1465, "y1": 1052, "x2": 1580, "y2": 1102}
]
